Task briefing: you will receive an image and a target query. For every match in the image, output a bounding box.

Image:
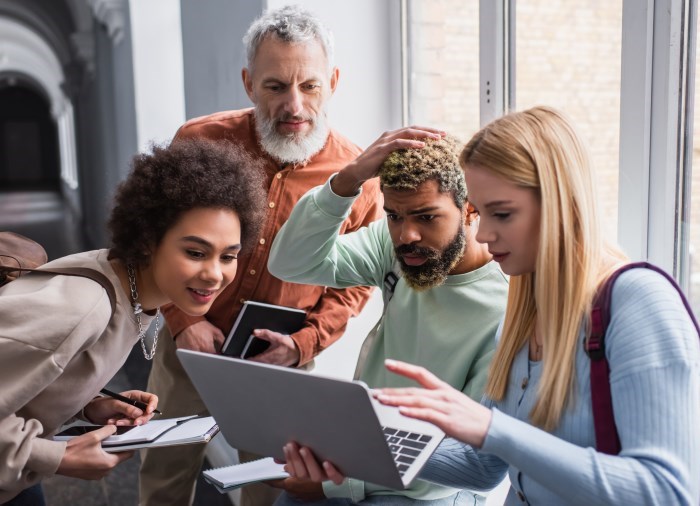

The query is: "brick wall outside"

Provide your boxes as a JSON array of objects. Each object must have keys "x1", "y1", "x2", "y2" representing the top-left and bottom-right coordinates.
[{"x1": 409, "y1": 1, "x2": 700, "y2": 310}]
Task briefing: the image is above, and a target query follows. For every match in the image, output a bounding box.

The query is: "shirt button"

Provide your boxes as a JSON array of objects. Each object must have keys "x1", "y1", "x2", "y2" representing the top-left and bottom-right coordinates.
[
  {"x1": 276, "y1": 173, "x2": 282, "y2": 179},
  {"x1": 249, "y1": 269, "x2": 256, "y2": 275},
  {"x1": 269, "y1": 202, "x2": 275, "y2": 208},
  {"x1": 239, "y1": 298, "x2": 246, "y2": 304},
  {"x1": 259, "y1": 238, "x2": 266, "y2": 245},
  {"x1": 521, "y1": 377, "x2": 529, "y2": 389},
  {"x1": 517, "y1": 491, "x2": 525, "y2": 502}
]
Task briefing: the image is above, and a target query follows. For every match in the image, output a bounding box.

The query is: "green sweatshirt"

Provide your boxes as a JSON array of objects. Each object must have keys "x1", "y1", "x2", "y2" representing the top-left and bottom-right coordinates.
[{"x1": 268, "y1": 177, "x2": 508, "y2": 501}]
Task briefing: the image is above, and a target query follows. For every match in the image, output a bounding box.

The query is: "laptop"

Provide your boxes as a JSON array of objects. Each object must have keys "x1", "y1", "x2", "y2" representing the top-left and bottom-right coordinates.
[{"x1": 176, "y1": 349, "x2": 444, "y2": 490}]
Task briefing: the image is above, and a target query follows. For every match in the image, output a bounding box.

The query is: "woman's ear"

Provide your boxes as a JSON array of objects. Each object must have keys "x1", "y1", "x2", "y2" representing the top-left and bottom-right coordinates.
[{"x1": 465, "y1": 202, "x2": 479, "y2": 226}]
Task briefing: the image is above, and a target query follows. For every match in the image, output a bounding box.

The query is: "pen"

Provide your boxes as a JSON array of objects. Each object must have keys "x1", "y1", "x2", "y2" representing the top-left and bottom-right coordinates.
[{"x1": 99, "y1": 388, "x2": 163, "y2": 415}]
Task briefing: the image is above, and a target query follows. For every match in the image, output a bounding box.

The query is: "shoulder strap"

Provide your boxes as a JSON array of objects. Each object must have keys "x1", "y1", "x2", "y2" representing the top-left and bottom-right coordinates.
[
  {"x1": 353, "y1": 259, "x2": 402, "y2": 380},
  {"x1": 1, "y1": 265, "x2": 117, "y2": 317},
  {"x1": 586, "y1": 261, "x2": 700, "y2": 455}
]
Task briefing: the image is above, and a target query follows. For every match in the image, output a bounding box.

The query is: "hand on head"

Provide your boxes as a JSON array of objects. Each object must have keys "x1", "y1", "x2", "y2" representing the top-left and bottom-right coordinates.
[
  {"x1": 375, "y1": 359, "x2": 493, "y2": 448},
  {"x1": 331, "y1": 126, "x2": 446, "y2": 197}
]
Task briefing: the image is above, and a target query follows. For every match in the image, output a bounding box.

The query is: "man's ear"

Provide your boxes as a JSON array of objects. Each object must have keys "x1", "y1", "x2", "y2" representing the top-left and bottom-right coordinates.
[
  {"x1": 242, "y1": 68, "x2": 255, "y2": 102},
  {"x1": 329, "y1": 67, "x2": 340, "y2": 94},
  {"x1": 465, "y1": 202, "x2": 479, "y2": 226}
]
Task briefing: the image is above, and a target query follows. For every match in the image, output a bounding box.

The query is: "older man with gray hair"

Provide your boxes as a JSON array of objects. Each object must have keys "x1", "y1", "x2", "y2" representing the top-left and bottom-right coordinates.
[{"x1": 137, "y1": 6, "x2": 382, "y2": 506}]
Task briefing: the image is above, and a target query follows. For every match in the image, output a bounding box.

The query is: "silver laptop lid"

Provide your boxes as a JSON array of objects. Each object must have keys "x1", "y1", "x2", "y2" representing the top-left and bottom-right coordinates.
[{"x1": 176, "y1": 349, "x2": 442, "y2": 490}]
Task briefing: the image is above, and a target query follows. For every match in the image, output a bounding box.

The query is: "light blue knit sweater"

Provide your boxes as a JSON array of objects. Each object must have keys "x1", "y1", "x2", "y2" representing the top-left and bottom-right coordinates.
[{"x1": 421, "y1": 268, "x2": 700, "y2": 505}]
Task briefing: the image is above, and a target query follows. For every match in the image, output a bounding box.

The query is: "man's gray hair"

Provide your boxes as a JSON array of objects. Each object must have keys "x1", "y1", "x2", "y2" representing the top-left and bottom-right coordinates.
[{"x1": 243, "y1": 5, "x2": 335, "y2": 71}]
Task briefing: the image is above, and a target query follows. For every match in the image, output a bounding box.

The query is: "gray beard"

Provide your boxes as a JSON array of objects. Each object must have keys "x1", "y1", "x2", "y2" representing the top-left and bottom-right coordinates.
[{"x1": 254, "y1": 108, "x2": 330, "y2": 164}]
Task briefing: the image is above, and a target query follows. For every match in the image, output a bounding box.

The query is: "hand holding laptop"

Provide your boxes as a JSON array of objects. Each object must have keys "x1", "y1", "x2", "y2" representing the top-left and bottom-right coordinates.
[
  {"x1": 279, "y1": 441, "x2": 345, "y2": 486},
  {"x1": 177, "y1": 349, "x2": 445, "y2": 490}
]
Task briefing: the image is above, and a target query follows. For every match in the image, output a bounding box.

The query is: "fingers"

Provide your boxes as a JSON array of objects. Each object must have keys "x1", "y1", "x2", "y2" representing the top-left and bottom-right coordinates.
[
  {"x1": 320, "y1": 461, "x2": 345, "y2": 485},
  {"x1": 283, "y1": 443, "x2": 323, "y2": 481},
  {"x1": 112, "y1": 450, "x2": 135, "y2": 463},
  {"x1": 384, "y1": 359, "x2": 446, "y2": 389},
  {"x1": 378, "y1": 126, "x2": 445, "y2": 143},
  {"x1": 90, "y1": 424, "x2": 117, "y2": 441},
  {"x1": 282, "y1": 443, "x2": 345, "y2": 485},
  {"x1": 283, "y1": 442, "x2": 310, "y2": 479},
  {"x1": 252, "y1": 329, "x2": 281, "y2": 343}
]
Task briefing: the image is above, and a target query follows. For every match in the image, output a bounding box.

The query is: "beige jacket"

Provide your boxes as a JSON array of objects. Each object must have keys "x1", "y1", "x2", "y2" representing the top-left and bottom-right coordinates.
[{"x1": 0, "y1": 249, "x2": 154, "y2": 502}]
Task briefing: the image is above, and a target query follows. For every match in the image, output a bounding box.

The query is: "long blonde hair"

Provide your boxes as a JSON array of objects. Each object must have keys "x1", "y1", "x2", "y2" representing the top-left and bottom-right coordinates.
[{"x1": 461, "y1": 106, "x2": 626, "y2": 430}]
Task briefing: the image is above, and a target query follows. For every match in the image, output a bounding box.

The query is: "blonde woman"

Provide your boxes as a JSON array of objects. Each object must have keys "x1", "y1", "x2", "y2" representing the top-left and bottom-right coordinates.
[{"x1": 281, "y1": 107, "x2": 700, "y2": 505}]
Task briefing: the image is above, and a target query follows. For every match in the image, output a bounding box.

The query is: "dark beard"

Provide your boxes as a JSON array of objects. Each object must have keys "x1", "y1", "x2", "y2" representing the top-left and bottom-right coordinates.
[{"x1": 395, "y1": 225, "x2": 466, "y2": 291}]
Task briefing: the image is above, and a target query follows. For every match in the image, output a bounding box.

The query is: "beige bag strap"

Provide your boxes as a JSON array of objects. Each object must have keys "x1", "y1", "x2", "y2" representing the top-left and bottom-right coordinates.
[
  {"x1": 3, "y1": 265, "x2": 117, "y2": 317},
  {"x1": 353, "y1": 259, "x2": 401, "y2": 380}
]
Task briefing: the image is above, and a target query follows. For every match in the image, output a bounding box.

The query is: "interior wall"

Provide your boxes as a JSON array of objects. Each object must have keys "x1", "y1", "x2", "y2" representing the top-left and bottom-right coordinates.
[
  {"x1": 179, "y1": 0, "x2": 402, "y2": 147},
  {"x1": 180, "y1": 0, "x2": 265, "y2": 120},
  {"x1": 76, "y1": 3, "x2": 138, "y2": 248},
  {"x1": 266, "y1": 0, "x2": 403, "y2": 148}
]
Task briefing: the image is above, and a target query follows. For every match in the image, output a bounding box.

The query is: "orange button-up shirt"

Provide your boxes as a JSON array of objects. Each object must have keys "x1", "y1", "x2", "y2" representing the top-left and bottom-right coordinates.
[{"x1": 163, "y1": 108, "x2": 382, "y2": 365}]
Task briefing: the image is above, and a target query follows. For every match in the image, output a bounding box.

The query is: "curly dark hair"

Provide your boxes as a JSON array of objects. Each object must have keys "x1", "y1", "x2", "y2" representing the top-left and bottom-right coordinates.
[
  {"x1": 378, "y1": 134, "x2": 466, "y2": 208},
  {"x1": 108, "y1": 138, "x2": 267, "y2": 266}
]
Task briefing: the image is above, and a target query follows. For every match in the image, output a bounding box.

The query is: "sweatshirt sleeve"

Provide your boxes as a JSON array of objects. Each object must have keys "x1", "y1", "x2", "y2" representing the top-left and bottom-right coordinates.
[
  {"x1": 0, "y1": 335, "x2": 68, "y2": 500},
  {"x1": 0, "y1": 274, "x2": 111, "y2": 501},
  {"x1": 269, "y1": 176, "x2": 391, "y2": 291},
  {"x1": 0, "y1": 414, "x2": 66, "y2": 501}
]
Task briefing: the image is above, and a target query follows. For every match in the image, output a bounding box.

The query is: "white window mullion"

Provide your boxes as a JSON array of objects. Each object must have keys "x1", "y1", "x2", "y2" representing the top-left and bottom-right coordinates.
[
  {"x1": 619, "y1": 0, "x2": 690, "y2": 277},
  {"x1": 479, "y1": 0, "x2": 510, "y2": 126},
  {"x1": 618, "y1": 0, "x2": 654, "y2": 263},
  {"x1": 647, "y1": 0, "x2": 687, "y2": 275}
]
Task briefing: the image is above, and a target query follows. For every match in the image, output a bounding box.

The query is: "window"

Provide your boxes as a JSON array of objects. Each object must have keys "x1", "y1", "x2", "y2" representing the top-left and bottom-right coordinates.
[
  {"x1": 686, "y1": 10, "x2": 700, "y2": 313},
  {"x1": 406, "y1": 0, "x2": 480, "y2": 143},
  {"x1": 515, "y1": 1, "x2": 623, "y2": 242}
]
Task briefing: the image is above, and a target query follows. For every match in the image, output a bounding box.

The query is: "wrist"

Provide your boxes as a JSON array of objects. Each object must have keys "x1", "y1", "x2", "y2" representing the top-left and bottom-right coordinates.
[
  {"x1": 331, "y1": 170, "x2": 363, "y2": 197},
  {"x1": 474, "y1": 406, "x2": 493, "y2": 448},
  {"x1": 81, "y1": 397, "x2": 99, "y2": 423}
]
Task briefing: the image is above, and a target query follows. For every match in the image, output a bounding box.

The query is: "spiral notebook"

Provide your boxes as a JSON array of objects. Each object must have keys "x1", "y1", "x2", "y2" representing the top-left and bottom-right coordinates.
[
  {"x1": 203, "y1": 457, "x2": 289, "y2": 492},
  {"x1": 101, "y1": 416, "x2": 219, "y2": 452}
]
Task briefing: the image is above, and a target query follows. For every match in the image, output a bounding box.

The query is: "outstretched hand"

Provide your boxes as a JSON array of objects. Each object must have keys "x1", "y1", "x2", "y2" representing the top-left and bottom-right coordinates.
[
  {"x1": 375, "y1": 359, "x2": 492, "y2": 448},
  {"x1": 331, "y1": 126, "x2": 445, "y2": 197}
]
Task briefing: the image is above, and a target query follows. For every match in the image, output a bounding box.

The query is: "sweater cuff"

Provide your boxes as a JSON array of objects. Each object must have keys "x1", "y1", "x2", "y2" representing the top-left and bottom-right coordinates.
[
  {"x1": 322, "y1": 478, "x2": 366, "y2": 501},
  {"x1": 481, "y1": 407, "x2": 516, "y2": 456},
  {"x1": 26, "y1": 437, "x2": 67, "y2": 477},
  {"x1": 290, "y1": 327, "x2": 318, "y2": 366},
  {"x1": 312, "y1": 175, "x2": 360, "y2": 219}
]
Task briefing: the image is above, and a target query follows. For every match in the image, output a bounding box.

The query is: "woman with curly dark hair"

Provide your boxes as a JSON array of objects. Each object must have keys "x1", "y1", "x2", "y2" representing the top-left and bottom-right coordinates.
[{"x1": 0, "y1": 138, "x2": 266, "y2": 505}]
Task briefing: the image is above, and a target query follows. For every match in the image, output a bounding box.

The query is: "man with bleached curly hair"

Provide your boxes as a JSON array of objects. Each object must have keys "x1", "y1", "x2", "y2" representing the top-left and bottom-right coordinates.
[{"x1": 267, "y1": 127, "x2": 509, "y2": 505}]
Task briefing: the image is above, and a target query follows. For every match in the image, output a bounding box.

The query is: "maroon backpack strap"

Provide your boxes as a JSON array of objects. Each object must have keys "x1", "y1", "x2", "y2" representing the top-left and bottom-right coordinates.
[
  {"x1": 586, "y1": 261, "x2": 700, "y2": 455},
  {"x1": 2, "y1": 265, "x2": 117, "y2": 317}
]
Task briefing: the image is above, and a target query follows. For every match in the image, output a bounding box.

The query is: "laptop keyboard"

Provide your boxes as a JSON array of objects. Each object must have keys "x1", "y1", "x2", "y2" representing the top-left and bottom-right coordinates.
[{"x1": 382, "y1": 426, "x2": 433, "y2": 476}]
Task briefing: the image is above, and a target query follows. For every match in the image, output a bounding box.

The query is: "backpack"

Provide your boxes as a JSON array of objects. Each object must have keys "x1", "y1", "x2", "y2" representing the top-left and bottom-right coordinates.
[
  {"x1": 0, "y1": 231, "x2": 116, "y2": 316},
  {"x1": 586, "y1": 261, "x2": 700, "y2": 454}
]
